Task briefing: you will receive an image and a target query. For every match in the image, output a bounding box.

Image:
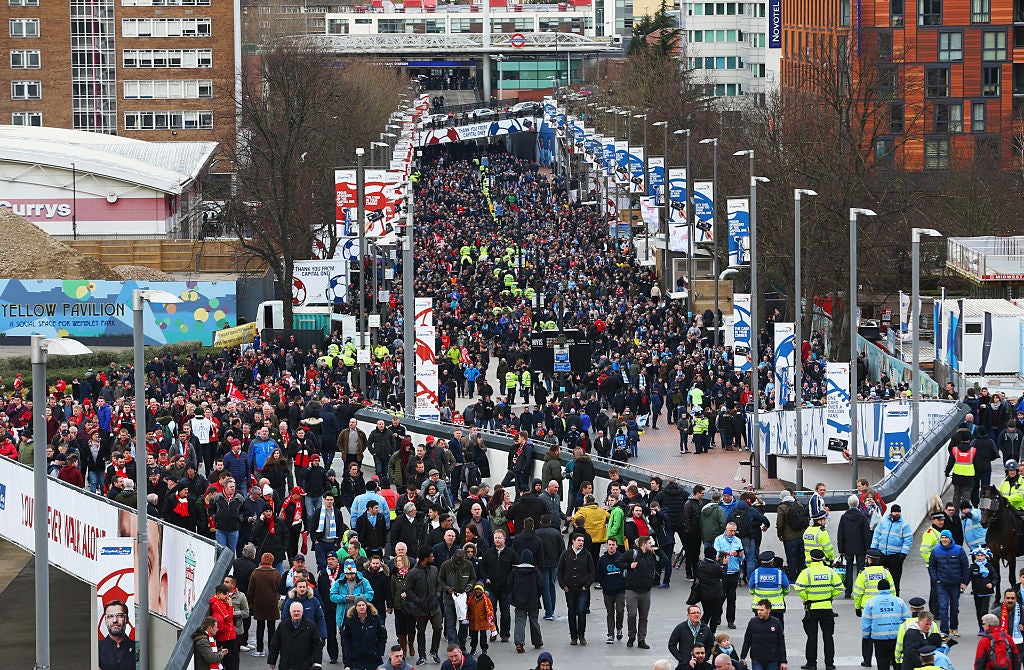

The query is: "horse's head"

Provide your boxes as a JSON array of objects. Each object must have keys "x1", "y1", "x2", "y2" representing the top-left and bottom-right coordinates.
[{"x1": 980, "y1": 486, "x2": 1002, "y2": 526}]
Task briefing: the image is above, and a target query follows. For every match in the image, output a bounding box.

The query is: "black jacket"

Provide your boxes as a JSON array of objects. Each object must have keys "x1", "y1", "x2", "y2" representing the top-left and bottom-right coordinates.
[
  {"x1": 404, "y1": 563, "x2": 441, "y2": 617},
  {"x1": 836, "y1": 508, "x2": 871, "y2": 556},
  {"x1": 683, "y1": 495, "x2": 704, "y2": 534},
  {"x1": 669, "y1": 620, "x2": 714, "y2": 670},
  {"x1": 695, "y1": 558, "x2": 726, "y2": 600},
  {"x1": 479, "y1": 545, "x2": 519, "y2": 591},
  {"x1": 740, "y1": 614, "x2": 787, "y2": 663},
  {"x1": 557, "y1": 547, "x2": 595, "y2": 590},
  {"x1": 535, "y1": 526, "x2": 565, "y2": 570},
  {"x1": 269, "y1": 616, "x2": 324, "y2": 670},
  {"x1": 571, "y1": 454, "x2": 595, "y2": 492},
  {"x1": 662, "y1": 482, "x2": 689, "y2": 532},
  {"x1": 507, "y1": 561, "x2": 544, "y2": 610},
  {"x1": 616, "y1": 547, "x2": 670, "y2": 593},
  {"x1": 507, "y1": 494, "x2": 547, "y2": 534},
  {"x1": 389, "y1": 514, "x2": 427, "y2": 556}
]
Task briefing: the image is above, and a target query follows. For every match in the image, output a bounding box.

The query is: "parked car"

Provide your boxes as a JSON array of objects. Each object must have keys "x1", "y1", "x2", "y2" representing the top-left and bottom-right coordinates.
[{"x1": 468, "y1": 108, "x2": 495, "y2": 120}]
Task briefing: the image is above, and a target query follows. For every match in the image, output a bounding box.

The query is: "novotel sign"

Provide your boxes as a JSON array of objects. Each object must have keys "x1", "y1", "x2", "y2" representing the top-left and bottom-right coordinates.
[{"x1": 768, "y1": 0, "x2": 782, "y2": 49}]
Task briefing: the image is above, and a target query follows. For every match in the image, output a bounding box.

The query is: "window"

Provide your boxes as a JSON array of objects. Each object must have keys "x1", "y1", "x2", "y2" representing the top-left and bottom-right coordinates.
[
  {"x1": 10, "y1": 49, "x2": 40, "y2": 68},
  {"x1": 11, "y1": 80, "x2": 40, "y2": 99},
  {"x1": 9, "y1": 18, "x2": 39, "y2": 37},
  {"x1": 879, "y1": 66, "x2": 897, "y2": 96},
  {"x1": 122, "y1": 0, "x2": 210, "y2": 5},
  {"x1": 982, "y1": 65, "x2": 1001, "y2": 96},
  {"x1": 878, "y1": 31, "x2": 893, "y2": 61},
  {"x1": 890, "y1": 103, "x2": 905, "y2": 133},
  {"x1": 875, "y1": 138, "x2": 895, "y2": 165},
  {"x1": 972, "y1": 102, "x2": 986, "y2": 132},
  {"x1": 938, "y1": 32, "x2": 962, "y2": 61},
  {"x1": 123, "y1": 110, "x2": 213, "y2": 130},
  {"x1": 9, "y1": 0, "x2": 39, "y2": 5},
  {"x1": 919, "y1": 0, "x2": 941, "y2": 26},
  {"x1": 982, "y1": 30, "x2": 1006, "y2": 60},
  {"x1": 934, "y1": 102, "x2": 962, "y2": 132},
  {"x1": 123, "y1": 79, "x2": 213, "y2": 99},
  {"x1": 122, "y1": 49, "x2": 212, "y2": 68},
  {"x1": 891, "y1": 0, "x2": 905, "y2": 25},
  {"x1": 925, "y1": 66, "x2": 950, "y2": 97},
  {"x1": 971, "y1": 0, "x2": 990, "y2": 23},
  {"x1": 11, "y1": 111, "x2": 40, "y2": 125},
  {"x1": 924, "y1": 138, "x2": 950, "y2": 168}
]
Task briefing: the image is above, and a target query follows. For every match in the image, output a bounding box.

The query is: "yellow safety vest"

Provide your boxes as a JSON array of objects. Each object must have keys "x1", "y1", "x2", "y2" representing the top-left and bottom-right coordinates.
[
  {"x1": 951, "y1": 445, "x2": 976, "y2": 477},
  {"x1": 794, "y1": 562, "x2": 842, "y2": 610},
  {"x1": 802, "y1": 525, "x2": 834, "y2": 564},
  {"x1": 505, "y1": 371, "x2": 518, "y2": 389},
  {"x1": 521, "y1": 371, "x2": 532, "y2": 388},
  {"x1": 852, "y1": 564, "x2": 893, "y2": 609}
]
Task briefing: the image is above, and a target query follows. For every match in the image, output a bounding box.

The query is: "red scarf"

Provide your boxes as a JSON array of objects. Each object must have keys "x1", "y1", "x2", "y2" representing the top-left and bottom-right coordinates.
[
  {"x1": 173, "y1": 496, "x2": 190, "y2": 517},
  {"x1": 207, "y1": 634, "x2": 222, "y2": 669},
  {"x1": 326, "y1": 565, "x2": 340, "y2": 587}
]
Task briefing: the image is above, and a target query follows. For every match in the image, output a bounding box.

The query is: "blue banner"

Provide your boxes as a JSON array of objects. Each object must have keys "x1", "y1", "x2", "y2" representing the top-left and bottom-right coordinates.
[
  {"x1": 648, "y1": 157, "x2": 665, "y2": 204},
  {"x1": 727, "y1": 198, "x2": 750, "y2": 266},
  {"x1": 768, "y1": 0, "x2": 782, "y2": 48}
]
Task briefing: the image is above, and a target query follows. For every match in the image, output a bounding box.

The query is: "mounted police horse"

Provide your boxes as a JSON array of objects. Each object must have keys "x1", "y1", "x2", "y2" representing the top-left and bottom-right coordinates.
[{"x1": 980, "y1": 485, "x2": 1024, "y2": 588}]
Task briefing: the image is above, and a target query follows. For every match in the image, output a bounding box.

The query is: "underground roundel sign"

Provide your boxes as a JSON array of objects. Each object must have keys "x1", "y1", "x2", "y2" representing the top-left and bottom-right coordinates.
[{"x1": 510, "y1": 32, "x2": 526, "y2": 48}]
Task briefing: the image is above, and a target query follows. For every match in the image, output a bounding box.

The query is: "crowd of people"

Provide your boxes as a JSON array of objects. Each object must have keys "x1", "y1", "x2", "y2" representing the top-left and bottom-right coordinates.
[{"x1": 11, "y1": 149, "x2": 1024, "y2": 670}]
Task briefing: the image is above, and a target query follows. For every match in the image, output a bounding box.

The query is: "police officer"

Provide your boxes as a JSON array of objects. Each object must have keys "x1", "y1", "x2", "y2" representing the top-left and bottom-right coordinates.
[
  {"x1": 748, "y1": 551, "x2": 790, "y2": 626},
  {"x1": 999, "y1": 460, "x2": 1024, "y2": 510},
  {"x1": 802, "y1": 512, "x2": 835, "y2": 566},
  {"x1": 893, "y1": 597, "x2": 927, "y2": 668},
  {"x1": 505, "y1": 369, "x2": 519, "y2": 401},
  {"x1": 853, "y1": 549, "x2": 894, "y2": 614},
  {"x1": 860, "y1": 578, "x2": 909, "y2": 670},
  {"x1": 915, "y1": 645, "x2": 942, "y2": 670},
  {"x1": 692, "y1": 409, "x2": 709, "y2": 455},
  {"x1": 521, "y1": 368, "x2": 532, "y2": 405},
  {"x1": 919, "y1": 512, "x2": 945, "y2": 617},
  {"x1": 794, "y1": 548, "x2": 843, "y2": 670}
]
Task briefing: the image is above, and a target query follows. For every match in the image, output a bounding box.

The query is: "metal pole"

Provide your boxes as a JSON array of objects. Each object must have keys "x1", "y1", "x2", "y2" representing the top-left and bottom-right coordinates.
[
  {"x1": 850, "y1": 210, "x2": 859, "y2": 488},
  {"x1": 662, "y1": 123, "x2": 669, "y2": 292},
  {"x1": 749, "y1": 154, "x2": 761, "y2": 489},
  {"x1": 642, "y1": 115, "x2": 649, "y2": 262},
  {"x1": 745, "y1": 152, "x2": 761, "y2": 487},
  {"x1": 31, "y1": 334, "x2": 50, "y2": 670},
  {"x1": 627, "y1": 113, "x2": 634, "y2": 249},
  {"x1": 912, "y1": 230, "x2": 921, "y2": 446},
  {"x1": 686, "y1": 133, "x2": 692, "y2": 319},
  {"x1": 357, "y1": 148, "x2": 367, "y2": 395},
  {"x1": 794, "y1": 190, "x2": 805, "y2": 490},
  {"x1": 71, "y1": 162, "x2": 77, "y2": 241},
  {"x1": 403, "y1": 176, "x2": 415, "y2": 416},
  {"x1": 132, "y1": 289, "x2": 150, "y2": 670},
  {"x1": 712, "y1": 139, "x2": 719, "y2": 346}
]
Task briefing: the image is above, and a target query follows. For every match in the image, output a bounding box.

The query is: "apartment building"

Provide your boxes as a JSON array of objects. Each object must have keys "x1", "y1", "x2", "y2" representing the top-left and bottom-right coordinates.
[{"x1": 1, "y1": 0, "x2": 238, "y2": 159}]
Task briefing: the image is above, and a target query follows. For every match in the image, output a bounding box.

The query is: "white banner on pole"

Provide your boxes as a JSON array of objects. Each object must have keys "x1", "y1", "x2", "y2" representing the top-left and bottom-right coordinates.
[
  {"x1": 733, "y1": 294, "x2": 751, "y2": 373},
  {"x1": 292, "y1": 260, "x2": 348, "y2": 306},
  {"x1": 773, "y1": 322, "x2": 795, "y2": 408},
  {"x1": 414, "y1": 325, "x2": 439, "y2": 421},
  {"x1": 414, "y1": 297, "x2": 433, "y2": 327},
  {"x1": 825, "y1": 362, "x2": 852, "y2": 464}
]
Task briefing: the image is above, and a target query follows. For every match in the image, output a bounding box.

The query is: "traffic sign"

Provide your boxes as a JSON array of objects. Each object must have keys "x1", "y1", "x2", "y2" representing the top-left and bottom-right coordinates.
[{"x1": 510, "y1": 33, "x2": 526, "y2": 48}]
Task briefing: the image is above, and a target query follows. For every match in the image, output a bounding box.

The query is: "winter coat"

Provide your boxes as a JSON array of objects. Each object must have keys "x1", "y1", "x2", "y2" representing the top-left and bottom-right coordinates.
[
  {"x1": 928, "y1": 541, "x2": 970, "y2": 587},
  {"x1": 389, "y1": 513, "x2": 427, "y2": 557},
  {"x1": 540, "y1": 455, "x2": 562, "y2": 492},
  {"x1": 662, "y1": 482, "x2": 689, "y2": 532},
  {"x1": 696, "y1": 557, "x2": 727, "y2": 600},
  {"x1": 557, "y1": 547, "x2": 595, "y2": 590},
  {"x1": 701, "y1": 501, "x2": 727, "y2": 542},
  {"x1": 268, "y1": 615, "x2": 323, "y2": 670},
  {"x1": 438, "y1": 557, "x2": 477, "y2": 599},
  {"x1": 340, "y1": 603, "x2": 387, "y2": 669},
  {"x1": 534, "y1": 526, "x2": 564, "y2": 570},
  {"x1": 570, "y1": 453, "x2": 595, "y2": 493},
  {"x1": 247, "y1": 565, "x2": 283, "y2": 620},
  {"x1": 507, "y1": 561, "x2": 544, "y2": 610},
  {"x1": 837, "y1": 508, "x2": 871, "y2": 557},
  {"x1": 192, "y1": 630, "x2": 227, "y2": 670},
  {"x1": 467, "y1": 589, "x2": 495, "y2": 631},
  {"x1": 617, "y1": 547, "x2": 670, "y2": 593},
  {"x1": 281, "y1": 589, "x2": 328, "y2": 639},
  {"x1": 329, "y1": 575, "x2": 375, "y2": 626},
  {"x1": 250, "y1": 518, "x2": 286, "y2": 565},
  {"x1": 479, "y1": 545, "x2": 518, "y2": 591},
  {"x1": 572, "y1": 503, "x2": 610, "y2": 543},
  {"x1": 405, "y1": 563, "x2": 441, "y2": 616},
  {"x1": 740, "y1": 614, "x2": 787, "y2": 663}
]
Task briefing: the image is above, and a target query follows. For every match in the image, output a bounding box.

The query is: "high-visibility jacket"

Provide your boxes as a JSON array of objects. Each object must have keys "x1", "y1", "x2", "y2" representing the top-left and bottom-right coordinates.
[
  {"x1": 524, "y1": 287, "x2": 536, "y2": 300},
  {"x1": 951, "y1": 445, "x2": 976, "y2": 477},
  {"x1": 919, "y1": 526, "x2": 942, "y2": 564},
  {"x1": 692, "y1": 417, "x2": 709, "y2": 435},
  {"x1": 749, "y1": 566, "x2": 789, "y2": 611},
  {"x1": 794, "y1": 562, "x2": 842, "y2": 611},
  {"x1": 894, "y1": 618, "x2": 919, "y2": 663},
  {"x1": 853, "y1": 564, "x2": 894, "y2": 609},
  {"x1": 521, "y1": 371, "x2": 532, "y2": 388},
  {"x1": 505, "y1": 371, "x2": 519, "y2": 390},
  {"x1": 544, "y1": 320, "x2": 557, "y2": 331},
  {"x1": 1000, "y1": 476, "x2": 1024, "y2": 509},
  {"x1": 802, "y1": 525, "x2": 835, "y2": 564}
]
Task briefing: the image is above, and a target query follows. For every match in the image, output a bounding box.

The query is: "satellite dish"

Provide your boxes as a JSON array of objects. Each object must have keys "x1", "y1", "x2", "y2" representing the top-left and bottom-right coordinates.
[{"x1": 106, "y1": 192, "x2": 118, "y2": 203}]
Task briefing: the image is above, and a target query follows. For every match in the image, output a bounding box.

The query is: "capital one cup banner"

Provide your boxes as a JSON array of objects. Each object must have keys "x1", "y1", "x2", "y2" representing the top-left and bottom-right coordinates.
[
  {"x1": 627, "y1": 146, "x2": 645, "y2": 194},
  {"x1": 773, "y1": 322, "x2": 795, "y2": 408},
  {"x1": 603, "y1": 140, "x2": 616, "y2": 171},
  {"x1": 727, "y1": 198, "x2": 750, "y2": 267},
  {"x1": 883, "y1": 403, "x2": 912, "y2": 470},
  {"x1": 414, "y1": 325, "x2": 439, "y2": 421},
  {"x1": 825, "y1": 362, "x2": 852, "y2": 464},
  {"x1": 292, "y1": 259, "x2": 349, "y2": 307},
  {"x1": 693, "y1": 181, "x2": 715, "y2": 244},
  {"x1": 335, "y1": 168, "x2": 403, "y2": 238},
  {"x1": 667, "y1": 167, "x2": 688, "y2": 225},
  {"x1": 899, "y1": 291, "x2": 911, "y2": 336},
  {"x1": 647, "y1": 156, "x2": 665, "y2": 204},
  {"x1": 614, "y1": 141, "x2": 630, "y2": 185},
  {"x1": 733, "y1": 293, "x2": 752, "y2": 373},
  {"x1": 0, "y1": 279, "x2": 236, "y2": 345}
]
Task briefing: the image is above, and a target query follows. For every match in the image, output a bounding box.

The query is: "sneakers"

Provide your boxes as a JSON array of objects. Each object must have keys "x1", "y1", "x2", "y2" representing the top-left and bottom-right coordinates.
[
  {"x1": 543, "y1": 615, "x2": 555, "y2": 621},
  {"x1": 516, "y1": 644, "x2": 525, "y2": 654},
  {"x1": 728, "y1": 622, "x2": 737, "y2": 629},
  {"x1": 800, "y1": 664, "x2": 816, "y2": 669},
  {"x1": 251, "y1": 650, "x2": 266, "y2": 657},
  {"x1": 239, "y1": 644, "x2": 251, "y2": 651},
  {"x1": 627, "y1": 638, "x2": 635, "y2": 648},
  {"x1": 570, "y1": 638, "x2": 578, "y2": 646},
  {"x1": 607, "y1": 634, "x2": 615, "y2": 644},
  {"x1": 432, "y1": 653, "x2": 441, "y2": 664},
  {"x1": 617, "y1": 629, "x2": 623, "y2": 640},
  {"x1": 659, "y1": 584, "x2": 671, "y2": 589},
  {"x1": 416, "y1": 658, "x2": 427, "y2": 666}
]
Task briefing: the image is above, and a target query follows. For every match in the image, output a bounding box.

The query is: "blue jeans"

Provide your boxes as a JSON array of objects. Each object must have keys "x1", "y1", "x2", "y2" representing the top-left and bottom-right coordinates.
[
  {"x1": 936, "y1": 583, "x2": 961, "y2": 634},
  {"x1": 751, "y1": 661, "x2": 779, "y2": 670},
  {"x1": 87, "y1": 471, "x2": 100, "y2": 494},
  {"x1": 742, "y1": 538, "x2": 758, "y2": 579},
  {"x1": 541, "y1": 567, "x2": 557, "y2": 617},
  {"x1": 782, "y1": 538, "x2": 805, "y2": 581},
  {"x1": 216, "y1": 529, "x2": 239, "y2": 554},
  {"x1": 565, "y1": 588, "x2": 590, "y2": 639}
]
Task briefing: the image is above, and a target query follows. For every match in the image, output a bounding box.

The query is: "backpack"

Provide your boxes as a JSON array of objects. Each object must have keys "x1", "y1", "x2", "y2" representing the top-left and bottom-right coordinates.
[
  {"x1": 730, "y1": 506, "x2": 753, "y2": 539},
  {"x1": 462, "y1": 462, "x2": 482, "y2": 489},
  {"x1": 787, "y1": 500, "x2": 810, "y2": 532},
  {"x1": 987, "y1": 632, "x2": 1013, "y2": 670}
]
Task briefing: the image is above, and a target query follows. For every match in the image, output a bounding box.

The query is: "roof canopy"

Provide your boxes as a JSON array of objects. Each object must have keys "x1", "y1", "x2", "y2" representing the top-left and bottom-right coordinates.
[{"x1": 0, "y1": 126, "x2": 218, "y2": 195}]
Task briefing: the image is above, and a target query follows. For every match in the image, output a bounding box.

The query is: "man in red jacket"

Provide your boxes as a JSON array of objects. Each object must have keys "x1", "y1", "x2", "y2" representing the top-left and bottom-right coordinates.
[
  {"x1": 209, "y1": 584, "x2": 239, "y2": 670},
  {"x1": 976, "y1": 613, "x2": 1020, "y2": 670},
  {"x1": 58, "y1": 453, "x2": 85, "y2": 488}
]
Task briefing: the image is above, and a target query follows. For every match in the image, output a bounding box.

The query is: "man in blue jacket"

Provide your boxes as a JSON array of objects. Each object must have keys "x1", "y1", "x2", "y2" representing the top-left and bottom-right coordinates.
[
  {"x1": 861, "y1": 579, "x2": 910, "y2": 670},
  {"x1": 280, "y1": 576, "x2": 328, "y2": 642},
  {"x1": 870, "y1": 504, "x2": 914, "y2": 596},
  {"x1": 927, "y1": 530, "x2": 969, "y2": 637}
]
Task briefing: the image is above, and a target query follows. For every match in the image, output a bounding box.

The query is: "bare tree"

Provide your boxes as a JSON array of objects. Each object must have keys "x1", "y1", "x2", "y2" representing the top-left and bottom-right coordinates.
[{"x1": 218, "y1": 47, "x2": 405, "y2": 326}]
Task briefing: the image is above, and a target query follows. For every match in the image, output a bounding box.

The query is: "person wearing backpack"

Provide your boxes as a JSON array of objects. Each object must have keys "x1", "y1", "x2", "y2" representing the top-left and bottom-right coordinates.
[
  {"x1": 726, "y1": 493, "x2": 769, "y2": 580},
  {"x1": 976, "y1": 613, "x2": 1020, "y2": 670},
  {"x1": 777, "y1": 492, "x2": 807, "y2": 581}
]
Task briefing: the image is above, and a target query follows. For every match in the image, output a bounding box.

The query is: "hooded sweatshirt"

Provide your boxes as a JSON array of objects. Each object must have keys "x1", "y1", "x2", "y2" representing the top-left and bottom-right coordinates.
[{"x1": 535, "y1": 651, "x2": 554, "y2": 670}]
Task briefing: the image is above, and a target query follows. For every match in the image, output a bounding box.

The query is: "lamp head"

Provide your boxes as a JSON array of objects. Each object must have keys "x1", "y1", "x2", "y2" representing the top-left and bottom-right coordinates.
[
  {"x1": 633, "y1": 113, "x2": 647, "y2": 119},
  {"x1": 700, "y1": 138, "x2": 718, "y2": 145},
  {"x1": 754, "y1": 176, "x2": 770, "y2": 183},
  {"x1": 652, "y1": 121, "x2": 667, "y2": 127},
  {"x1": 850, "y1": 208, "x2": 877, "y2": 217},
  {"x1": 42, "y1": 337, "x2": 93, "y2": 356},
  {"x1": 795, "y1": 189, "x2": 818, "y2": 197},
  {"x1": 733, "y1": 149, "x2": 752, "y2": 157},
  {"x1": 915, "y1": 228, "x2": 942, "y2": 238},
  {"x1": 356, "y1": 147, "x2": 365, "y2": 156},
  {"x1": 138, "y1": 289, "x2": 182, "y2": 305},
  {"x1": 673, "y1": 129, "x2": 690, "y2": 135}
]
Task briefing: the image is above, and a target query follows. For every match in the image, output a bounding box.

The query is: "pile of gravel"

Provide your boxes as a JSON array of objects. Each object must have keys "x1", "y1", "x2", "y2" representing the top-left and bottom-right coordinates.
[
  {"x1": 0, "y1": 209, "x2": 121, "y2": 280},
  {"x1": 113, "y1": 265, "x2": 175, "y2": 281}
]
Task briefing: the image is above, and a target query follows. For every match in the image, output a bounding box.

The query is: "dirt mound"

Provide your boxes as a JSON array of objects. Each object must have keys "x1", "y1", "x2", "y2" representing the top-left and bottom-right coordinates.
[
  {"x1": 114, "y1": 265, "x2": 175, "y2": 281},
  {"x1": 0, "y1": 209, "x2": 121, "y2": 280}
]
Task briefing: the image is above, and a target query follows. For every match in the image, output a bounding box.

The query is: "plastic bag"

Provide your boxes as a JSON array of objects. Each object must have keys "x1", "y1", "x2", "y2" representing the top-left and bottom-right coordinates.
[{"x1": 453, "y1": 591, "x2": 468, "y2": 622}]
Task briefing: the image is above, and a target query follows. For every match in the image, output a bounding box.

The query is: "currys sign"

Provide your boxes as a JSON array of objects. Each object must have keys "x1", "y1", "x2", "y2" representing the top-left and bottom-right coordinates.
[{"x1": 768, "y1": 0, "x2": 782, "y2": 48}]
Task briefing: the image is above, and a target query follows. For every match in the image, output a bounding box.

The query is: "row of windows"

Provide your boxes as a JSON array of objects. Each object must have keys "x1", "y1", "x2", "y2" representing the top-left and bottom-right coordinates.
[
  {"x1": 9, "y1": 18, "x2": 38, "y2": 37},
  {"x1": 688, "y1": 29, "x2": 744, "y2": 43},
  {"x1": 700, "y1": 82, "x2": 745, "y2": 97},
  {"x1": 10, "y1": 49, "x2": 39, "y2": 68},
  {"x1": 11, "y1": 80, "x2": 39, "y2": 99},
  {"x1": 123, "y1": 49, "x2": 213, "y2": 68},
  {"x1": 937, "y1": 30, "x2": 1006, "y2": 62},
  {"x1": 124, "y1": 110, "x2": 213, "y2": 129},
  {"x1": 123, "y1": 79, "x2": 213, "y2": 99},
  {"x1": 9, "y1": 0, "x2": 39, "y2": 6},
  {"x1": 687, "y1": 2, "x2": 757, "y2": 16},
  {"x1": 121, "y1": 18, "x2": 211, "y2": 38},
  {"x1": 122, "y1": 0, "x2": 210, "y2": 5},
  {"x1": 892, "y1": 0, "x2": 992, "y2": 27},
  {"x1": 921, "y1": 65, "x2": 1002, "y2": 98},
  {"x1": 688, "y1": 56, "x2": 745, "y2": 70}
]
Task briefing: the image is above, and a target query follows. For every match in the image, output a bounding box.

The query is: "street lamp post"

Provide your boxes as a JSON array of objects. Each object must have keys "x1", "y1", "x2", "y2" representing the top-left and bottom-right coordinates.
[
  {"x1": 32, "y1": 335, "x2": 91, "y2": 670},
  {"x1": 634, "y1": 113, "x2": 648, "y2": 261},
  {"x1": 653, "y1": 121, "x2": 668, "y2": 288},
  {"x1": 912, "y1": 227, "x2": 942, "y2": 445},
  {"x1": 849, "y1": 207, "x2": 878, "y2": 487},
  {"x1": 676, "y1": 129, "x2": 691, "y2": 314},
  {"x1": 494, "y1": 53, "x2": 506, "y2": 103},
  {"x1": 734, "y1": 149, "x2": 769, "y2": 488},
  {"x1": 357, "y1": 147, "x2": 367, "y2": 395},
  {"x1": 131, "y1": 289, "x2": 180, "y2": 670},
  {"x1": 700, "y1": 138, "x2": 719, "y2": 344},
  {"x1": 793, "y1": 188, "x2": 817, "y2": 490}
]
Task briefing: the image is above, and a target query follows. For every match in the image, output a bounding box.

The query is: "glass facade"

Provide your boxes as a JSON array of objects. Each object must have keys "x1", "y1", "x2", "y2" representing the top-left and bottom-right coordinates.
[
  {"x1": 71, "y1": 0, "x2": 117, "y2": 133},
  {"x1": 493, "y1": 59, "x2": 582, "y2": 90}
]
